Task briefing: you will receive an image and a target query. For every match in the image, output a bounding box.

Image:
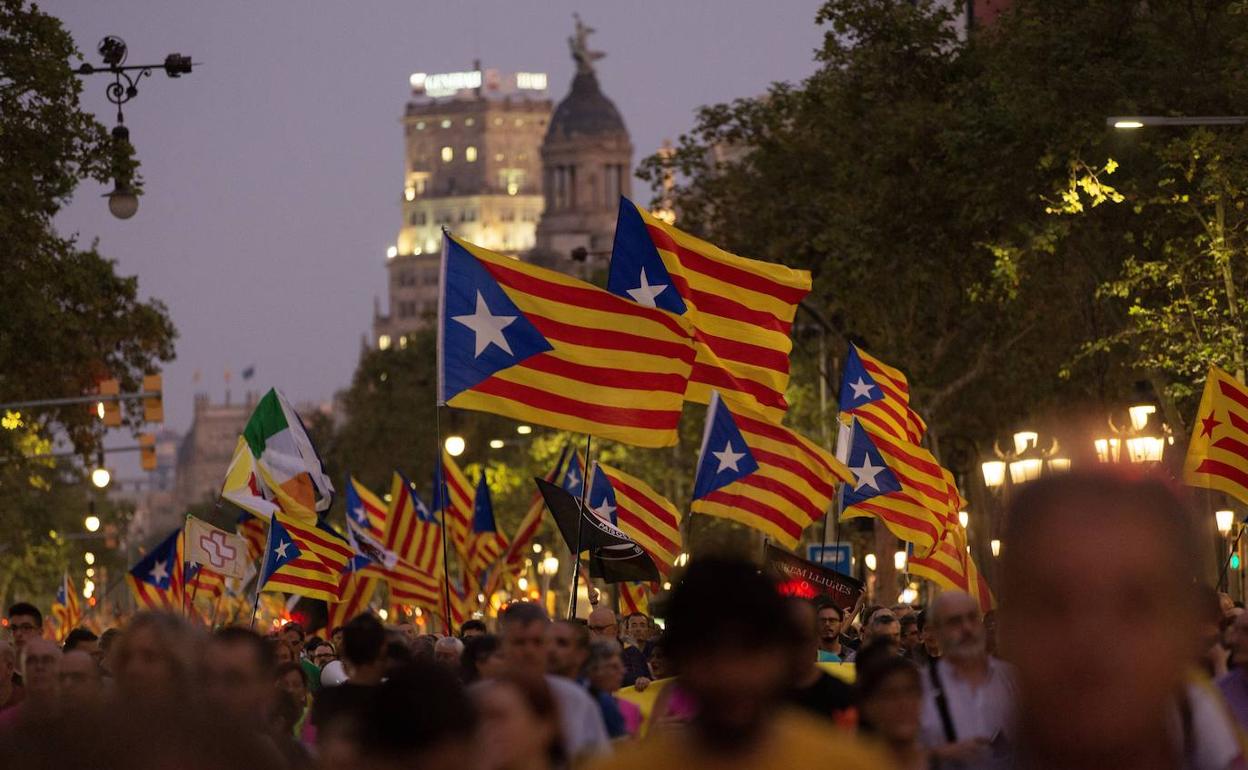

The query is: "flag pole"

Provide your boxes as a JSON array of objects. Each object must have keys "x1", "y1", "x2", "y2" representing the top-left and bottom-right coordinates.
[
  {"x1": 569, "y1": 434, "x2": 593, "y2": 620},
  {"x1": 434, "y1": 406, "x2": 455, "y2": 635}
]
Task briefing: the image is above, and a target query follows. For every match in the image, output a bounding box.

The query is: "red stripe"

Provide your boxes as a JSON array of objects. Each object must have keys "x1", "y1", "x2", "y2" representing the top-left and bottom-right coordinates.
[
  {"x1": 913, "y1": 556, "x2": 968, "y2": 590},
  {"x1": 470, "y1": 374, "x2": 683, "y2": 430},
  {"x1": 686, "y1": 287, "x2": 794, "y2": 337},
  {"x1": 696, "y1": 329, "x2": 792, "y2": 374},
  {"x1": 283, "y1": 520, "x2": 353, "y2": 563},
  {"x1": 736, "y1": 471, "x2": 827, "y2": 522},
  {"x1": 480, "y1": 259, "x2": 691, "y2": 340},
  {"x1": 1220, "y1": 378, "x2": 1248, "y2": 412},
  {"x1": 690, "y1": 362, "x2": 788, "y2": 410},
  {"x1": 527, "y1": 313, "x2": 694, "y2": 363},
  {"x1": 645, "y1": 223, "x2": 809, "y2": 304},
  {"x1": 268, "y1": 574, "x2": 339, "y2": 596},
  {"x1": 860, "y1": 358, "x2": 910, "y2": 396},
  {"x1": 522, "y1": 352, "x2": 691, "y2": 392},
  {"x1": 853, "y1": 398, "x2": 909, "y2": 435},
  {"x1": 749, "y1": 445, "x2": 839, "y2": 499},
  {"x1": 1228, "y1": 410, "x2": 1248, "y2": 435},
  {"x1": 616, "y1": 510, "x2": 680, "y2": 557},
  {"x1": 735, "y1": 413, "x2": 838, "y2": 476},
  {"x1": 382, "y1": 489, "x2": 408, "y2": 552},
  {"x1": 849, "y1": 499, "x2": 942, "y2": 542},
  {"x1": 700, "y1": 489, "x2": 804, "y2": 539},
  {"x1": 608, "y1": 475, "x2": 680, "y2": 529},
  {"x1": 1197, "y1": 458, "x2": 1248, "y2": 491},
  {"x1": 853, "y1": 408, "x2": 909, "y2": 443}
]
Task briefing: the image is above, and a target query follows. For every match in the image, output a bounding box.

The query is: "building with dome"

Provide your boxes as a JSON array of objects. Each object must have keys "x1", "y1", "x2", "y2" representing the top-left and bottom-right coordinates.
[{"x1": 372, "y1": 16, "x2": 633, "y2": 347}]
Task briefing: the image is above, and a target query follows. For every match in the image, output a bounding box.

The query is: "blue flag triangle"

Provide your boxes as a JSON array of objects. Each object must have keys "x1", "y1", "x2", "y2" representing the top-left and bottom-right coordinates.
[
  {"x1": 607, "y1": 197, "x2": 687, "y2": 315},
  {"x1": 840, "y1": 419, "x2": 904, "y2": 506},
  {"x1": 838, "y1": 344, "x2": 883, "y2": 411},
  {"x1": 692, "y1": 393, "x2": 760, "y2": 500}
]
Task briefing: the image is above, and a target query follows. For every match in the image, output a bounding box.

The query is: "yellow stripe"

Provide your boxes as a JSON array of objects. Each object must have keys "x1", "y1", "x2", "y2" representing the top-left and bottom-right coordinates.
[
  {"x1": 654, "y1": 246, "x2": 805, "y2": 333},
  {"x1": 502, "y1": 289, "x2": 694, "y2": 346},
  {"x1": 688, "y1": 383, "x2": 786, "y2": 422},
  {"x1": 491, "y1": 366, "x2": 686, "y2": 411},
  {"x1": 448, "y1": 390, "x2": 679, "y2": 448},
  {"x1": 690, "y1": 499, "x2": 807, "y2": 549}
]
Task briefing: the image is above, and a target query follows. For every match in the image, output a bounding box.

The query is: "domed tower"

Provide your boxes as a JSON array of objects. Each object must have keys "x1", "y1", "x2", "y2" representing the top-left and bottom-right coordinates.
[{"x1": 531, "y1": 14, "x2": 633, "y2": 277}]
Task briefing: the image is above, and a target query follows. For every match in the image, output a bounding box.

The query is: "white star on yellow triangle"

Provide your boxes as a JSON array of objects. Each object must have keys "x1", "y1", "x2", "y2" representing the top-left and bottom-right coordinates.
[{"x1": 453, "y1": 291, "x2": 516, "y2": 357}]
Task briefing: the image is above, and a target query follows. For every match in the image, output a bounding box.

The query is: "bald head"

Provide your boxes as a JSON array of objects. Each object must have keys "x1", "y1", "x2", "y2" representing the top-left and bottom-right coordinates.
[
  {"x1": 928, "y1": 591, "x2": 984, "y2": 663},
  {"x1": 587, "y1": 608, "x2": 618, "y2": 640}
]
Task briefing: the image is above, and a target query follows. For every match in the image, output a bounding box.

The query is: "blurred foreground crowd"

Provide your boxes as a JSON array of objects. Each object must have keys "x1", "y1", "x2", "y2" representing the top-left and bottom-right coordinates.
[{"x1": 3, "y1": 471, "x2": 1248, "y2": 770}]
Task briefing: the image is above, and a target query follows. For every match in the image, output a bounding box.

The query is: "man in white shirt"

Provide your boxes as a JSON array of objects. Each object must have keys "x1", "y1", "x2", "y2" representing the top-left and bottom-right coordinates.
[
  {"x1": 919, "y1": 590, "x2": 1018, "y2": 767},
  {"x1": 499, "y1": 602, "x2": 611, "y2": 760}
]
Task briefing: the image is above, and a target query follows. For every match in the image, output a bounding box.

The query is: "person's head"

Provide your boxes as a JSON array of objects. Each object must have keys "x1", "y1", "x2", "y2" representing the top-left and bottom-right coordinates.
[
  {"x1": 586, "y1": 639, "x2": 625, "y2": 694},
  {"x1": 548, "y1": 619, "x2": 590, "y2": 679},
  {"x1": 268, "y1": 638, "x2": 297, "y2": 666},
  {"x1": 23, "y1": 637, "x2": 62, "y2": 701},
  {"x1": 7, "y1": 601, "x2": 43, "y2": 652},
  {"x1": 586, "y1": 607, "x2": 618, "y2": 640},
  {"x1": 460, "y1": 619, "x2": 488, "y2": 639},
  {"x1": 665, "y1": 558, "x2": 794, "y2": 752},
  {"x1": 397, "y1": 622, "x2": 418, "y2": 641},
  {"x1": 814, "y1": 598, "x2": 844, "y2": 647},
  {"x1": 62, "y1": 627, "x2": 99, "y2": 656},
  {"x1": 203, "y1": 626, "x2": 277, "y2": 725},
  {"x1": 784, "y1": 597, "x2": 820, "y2": 675},
  {"x1": 384, "y1": 633, "x2": 416, "y2": 676},
  {"x1": 916, "y1": 610, "x2": 940, "y2": 656},
  {"x1": 342, "y1": 613, "x2": 387, "y2": 683},
  {"x1": 647, "y1": 635, "x2": 672, "y2": 679},
  {"x1": 928, "y1": 591, "x2": 985, "y2": 664},
  {"x1": 348, "y1": 662, "x2": 479, "y2": 769},
  {"x1": 58, "y1": 649, "x2": 102, "y2": 705},
  {"x1": 112, "y1": 612, "x2": 204, "y2": 703},
  {"x1": 310, "y1": 641, "x2": 337, "y2": 669},
  {"x1": 98, "y1": 628, "x2": 120, "y2": 675},
  {"x1": 498, "y1": 602, "x2": 551, "y2": 677},
  {"x1": 624, "y1": 613, "x2": 651, "y2": 642},
  {"x1": 278, "y1": 622, "x2": 304, "y2": 648},
  {"x1": 1000, "y1": 471, "x2": 1202, "y2": 763},
  {"x1": 434, "y1": 636, "x2": 465, "y2": 668},
  {"x1": 1227, "y1": 611, "x2": 1248, "y2": 668},
  {"x1": 470, "y1": 673, "x2": 564, "y2": 770},
  {"x1": 862, "y1": 609, "x2": 901, "y2": 653},
  {"x1": 899, "y1": 615, "x2": 920, "y2": 653},
  {"x1": 275, "y1": 661, "x2": 309, "y2": 705},
  {"x1": 854, "y1": 642, "x2": 922, "y2": 746},
  {"x1": 462, "y1": 634, "x2": 504, "y2": 683},
  {"x1": 330, "y1": 625, "x2": 345, "y2": 650}
]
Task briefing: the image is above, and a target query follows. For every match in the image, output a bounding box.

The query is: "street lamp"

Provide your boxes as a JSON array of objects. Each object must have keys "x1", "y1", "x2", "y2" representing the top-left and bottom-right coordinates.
[
  {"x1": 864, "y1": 553, "x2": 878, "y2": 571},
  {"x1": 1108, "y1": 115, "x2": 1248, "y2": 129},
  {"x1": 1217, "y1": 509, "x2": 1236, "y2": 537},
  {"x1": 893, "y1": 550, "x2": 907, "y2": 571},
  {"x1": 991, "y1": 539, "x2": 1002, "y2": 557},
  {"x1": 444, "y1": 435, "x2": 466, "y2": 457},
  {"x1": 1095, "y1": 397, "x2": 1170, "y2": 465},
  {"x1": 983, "y1": 429, "x2": 1065, "y2": 489},
  {"x1": 84, "y1": 515, "x2": 101, "y2": 533},
  {"x1": 75, "y1": 37, "x2": 194, "y2": 220},
  {"x1": 516, "y1": 425, "x2": 533, "y2": 435},
  {"x1": 489, "y1": 439, "x2": 505, "y2": 449},
  {"x1": 90, "y1": 467, "x2": 111, "y2": 489},
  {"x1": 958, "y1": 510, "x2": 969, "y2": 529}
]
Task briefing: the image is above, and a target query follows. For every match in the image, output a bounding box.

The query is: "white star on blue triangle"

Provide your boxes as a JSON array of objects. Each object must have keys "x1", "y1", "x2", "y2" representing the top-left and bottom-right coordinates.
[
  {"x1": 345, "y1": 481, "x2": 369, "y2": 527},
  {"x1": 839, "y1": 344, "x2": 882, "y2": 410},
  {"x1": 606, "y1": 197, "x2": 687, "y2": 315},
  {"x1": 260, "y1": 518, "x2": 301, "y2": 586},
  {"x1": 439, "y1": 237, "x2": 554, "y2": 401},
  {"x1": 840, "y1": 420, "x2": 904, "y2": 507},
  {"x1": 588, "y1": 466, "x2": 619, "y2": 525},
  {"x1": 692, "y1": 393, "x2": 760, "y2": 500},
  {"x1": 129, "y1": 528, "x2": 181, "y2": 589},
  {"x1": 472, "y1": 474, "x2": 498, "y2": 535},
  {"x1": 563, "y1": 454, "x2": 584, "y2": 495}
]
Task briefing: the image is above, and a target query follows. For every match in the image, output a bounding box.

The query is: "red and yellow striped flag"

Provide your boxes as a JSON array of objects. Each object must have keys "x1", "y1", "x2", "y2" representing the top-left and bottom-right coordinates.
[
  {"x1": 439, "y1": 234, "x2": 696, "y2": 448},
  {"x1": 186, "y1": 564, "x2": 226, "y2": 599},
  {"x1": 1185, "y1": 366, "x2": 1248, "y2": 504},
  {"x1": 910, "y1": 525, "x2": 994, "y2": 612},
  {"x1": 384, "y1": 472, "x2": 443, "y2": 576},
  {"x1": 126, "y1": 528, "x2": 185, "y2": 612},
  {"x1": 436, "y1": 452, "x2": 476, "y2": 564},
  {"x1": 839, "y1": 344, "x2": 926, "y2": 444},
  {"x1": 589, "y1": 462, "x2": 683, "y2": 575},
  {"x1": 236, "y1": 513, "x2": 267, "y2": 563},
  {"x1": 609, "y1": 198, "x2": 811, "y2": 420},
  {"x1": 52, "y1": 572, "x2": 81, "y2": 643},
  {"x1": 619, "y1": 582, "x2": 651, "y2": 616},
  {"x1": 328, "y1": 572, "x2": 378, "y2": 630},
  {"x1": 259, "y1": 507, "x2": 353, "y2": 602},
  {"x1": 691, "y1": 392, "x2": 852, "y2": 549}
]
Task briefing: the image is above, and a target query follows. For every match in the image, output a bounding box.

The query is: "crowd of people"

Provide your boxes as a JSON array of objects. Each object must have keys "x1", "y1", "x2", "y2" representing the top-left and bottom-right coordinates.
[{"x1": 2, "y1": 471, "x2": 1248, "y2": 769}]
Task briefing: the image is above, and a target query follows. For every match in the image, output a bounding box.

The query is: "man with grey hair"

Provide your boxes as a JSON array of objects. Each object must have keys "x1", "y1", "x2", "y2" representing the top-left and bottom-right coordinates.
[
  {"x1": 919, "y1": 590, "x2": 1018, "y2": 768},
  {"x1": 499, "y1": 601, "x2": 609, "y2": 760},
  {"x1": 433, "y1": 635, "x2": 464, "y2": 668},
  {"x1": 0, "y1": 637, "x2": 60, "y2": 728}
]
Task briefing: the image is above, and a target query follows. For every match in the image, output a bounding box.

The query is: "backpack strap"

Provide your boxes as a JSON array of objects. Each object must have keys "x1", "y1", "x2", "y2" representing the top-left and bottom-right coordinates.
[{"x1": 929, "y1": 660, "x2": 958, "y2": 744}]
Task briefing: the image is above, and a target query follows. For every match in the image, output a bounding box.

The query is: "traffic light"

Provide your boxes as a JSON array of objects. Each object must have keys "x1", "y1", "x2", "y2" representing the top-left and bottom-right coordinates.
[
  {"x1": 98, "y1": 379, "x2": 121, "y2": 427},
  {"x1": 139, "y1": 432, "x2": 157, "y2": 471},
  {"x1": 142, "y1": 374, "x2": 163, "y2": 423}
]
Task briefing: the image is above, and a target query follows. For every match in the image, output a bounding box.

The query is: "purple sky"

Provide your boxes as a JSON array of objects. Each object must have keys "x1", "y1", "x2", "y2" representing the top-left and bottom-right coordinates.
[{"x1": 48, "y1": 0, "x2": 825, "y2": 434}]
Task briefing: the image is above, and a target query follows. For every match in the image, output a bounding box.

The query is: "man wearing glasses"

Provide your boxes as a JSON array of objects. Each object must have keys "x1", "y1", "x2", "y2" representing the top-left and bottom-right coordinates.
[
  {"x1": 845, "y1": 609, "x2": 902, "y2": 661},
  {"x1": 6, "y1": 603, "x2": 43, "y2": 660},
  {"x1": 588, "y1": 607, "x2": 652, "y2": 689}
]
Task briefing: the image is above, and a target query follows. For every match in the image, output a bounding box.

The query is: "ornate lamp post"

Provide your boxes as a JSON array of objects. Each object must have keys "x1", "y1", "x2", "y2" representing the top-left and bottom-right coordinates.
[{"x1": 75, "y1": 36, "x2": 194, "y2": 219}]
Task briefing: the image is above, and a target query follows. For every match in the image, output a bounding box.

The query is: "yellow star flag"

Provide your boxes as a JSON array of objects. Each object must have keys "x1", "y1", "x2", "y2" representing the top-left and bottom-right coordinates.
[{"x1": 1184, "y1": 365, "x2": 1248, "y2": 504}]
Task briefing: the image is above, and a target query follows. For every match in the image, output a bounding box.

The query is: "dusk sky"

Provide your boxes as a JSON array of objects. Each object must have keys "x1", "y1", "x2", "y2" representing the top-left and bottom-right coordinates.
[{"x1": 47, "y1": 0, "x2": 826, "y2": 435}]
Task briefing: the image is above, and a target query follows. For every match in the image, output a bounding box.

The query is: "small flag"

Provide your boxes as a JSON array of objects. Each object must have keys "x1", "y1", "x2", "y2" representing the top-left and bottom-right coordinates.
[
  {"x1": 435, "y1": 452, "x2": 476, "y2": 564},
  {"x1": 51, "y1": 572, "x2": 81, "y2": 643},
  {"x1": 468, "y1": 474, "x2": 509, "y2": 580},
  {"x1": 328, "y1": 572, "x2": 378, "y2": 631},
  {"x1": 382, "y1": 472, "x2": 443, "y2": 576},
  {"x1": 258, "y1": 508, "x2": 353, "y2": 602},
  {"x1": 619, "y1": 582, "x2": 651, "y2": 616},
  {"x1": 127, "y1": 528, "x2": 185, "y2": 611},
  {"x1": 488, "y1": 447, "x2": 571, "y2": 597},
  {"x1": 838, "y1": 344, "x2": 926, "y2": 444},
  {"x1": 185, "y1": 516, "x2": 250, "y2": 579},
  {"x1": 185, "y1": 563, "x2": 226, "y2": 599},
  {"x1": 438, "y1": 234, "x2": 696, "y2": 448},
  {"x1": 236, "y1": 512, "x2": 267, "y2": 563},
  {"x1": 562, "y1": 451, "x2": 586, "y2": 497},
  {"x1": 910, "y1": 525, "x2": 994, "y2": 612},
  {"x1": 839, "y1": 419, "x2": 946, "y2": 557},
  {"x1": 1185, "y1": 366, "x2": 1248, "y2": 504},
  {"x1": 608, "y1": 197, "x2": 811, "y2": 420},
  {"x1": 241, "y1": 365, "x2": 256, "y2": 380},
  {"x1": 347, "y1": 520, "x2": 444, "y2": 609},
  {"x1": 221, "y1": 388, "x2": 334, "y2": 517},
  {"x1": 346, "y1": 476, "x2": 388, "y2": 540},
  {"x1": 588, "y1": 463, "x2": 683, "y2": 575},
  {"x1": 690, "y1": 392, "x2": 851, "y2": 549}
]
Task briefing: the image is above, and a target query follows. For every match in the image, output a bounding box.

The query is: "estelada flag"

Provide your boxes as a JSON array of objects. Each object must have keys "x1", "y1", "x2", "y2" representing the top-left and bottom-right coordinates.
[
  {"x1": 1185, "y1": 366, "x2": 1248, "y2": 505},
  {"x1": 587, "y1": 462, "x2": 683, "y2": 576},
  {"x1": 51, "y1": 572, "x2": 81, "y2": 643},
  {"x1": 467, "y1": 474, "x2": 508, "y2": 581},
  {"x1": 127, "y1": 528, "x2": 185, "y2": 611},
  {"x1": 690, "y1": 391, "x2": 852, "y2": 549},
  {"x1": 839, "y1": 344, "x2": 927, "y2": 445},
  {"x1": 438, "y1": 233, "x2": 695, "y2": 448},
  {"x1": 608, "y1": 197, "x2": 811, "y2": 420},
  {"x1": 910, "y1": 524, "x2": 995, "y2": 612}
]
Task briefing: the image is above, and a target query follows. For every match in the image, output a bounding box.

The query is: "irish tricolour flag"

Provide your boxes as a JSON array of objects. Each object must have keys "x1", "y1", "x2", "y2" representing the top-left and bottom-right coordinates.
[{"x1": 220, "y1": 389, "x2": 334, "y2": 519}]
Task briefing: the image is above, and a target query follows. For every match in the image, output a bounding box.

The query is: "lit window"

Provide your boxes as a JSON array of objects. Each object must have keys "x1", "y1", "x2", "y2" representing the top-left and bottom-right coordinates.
[
  {"x1": 441, "y1": 119, "x2": 452, "y2": 128},
  {"x1": 495, "y1": 152, "x2": 504, "y2": 162},
  {"x1": 441, "y1": 146, "x2": 453, "y2": 163},
  {"x1": 386, "y1": 246, "x2": 398, "y2": 259},
  {"x1": 404, "y1": 186, "x2": 416, "y2": 201},
  {"x1": 494, "y1": 117, "x2": 503, "y2": 126},
  {"x1": 465, "y1": 117, "x2": 475, "y2": 126},
  {"x1": 378, "y1": 335, "x2": 391, "y2": 350},
  {"x1": 415, "y1": 121, "x2": 425, "y2": 130},
  {"x1": 466, "y1": 146, "x2": 478, "y2": 163},
  {"x1": 398, "y1": 335, "x2": 409, "y2": 350},
  {"x1": 514, "y1": 118, "x2": 524, "y2": 127}
]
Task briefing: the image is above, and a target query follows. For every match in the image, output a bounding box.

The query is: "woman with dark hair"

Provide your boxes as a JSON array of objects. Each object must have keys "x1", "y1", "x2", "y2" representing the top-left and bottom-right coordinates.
[
  {"x1": 470, "y1": 672, "x2": 565, "y2": 770},
  {"x1": 854, "y1": 641, "x2": 928, "y2": 770},
  {"x1": 462, "y1": 634, "x2": 504, "y2": 683}
]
